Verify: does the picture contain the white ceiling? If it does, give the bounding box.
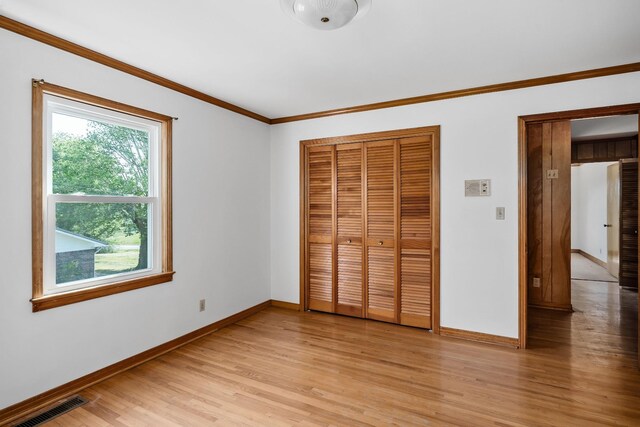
[2,0,640,119]
[572,115,638,140]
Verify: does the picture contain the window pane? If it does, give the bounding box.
[52,113,150,196]
[55,203,150,285]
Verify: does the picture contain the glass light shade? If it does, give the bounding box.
[281,0,371,31]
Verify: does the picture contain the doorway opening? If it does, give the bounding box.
[570,114,639,288]
[518,104,639,367]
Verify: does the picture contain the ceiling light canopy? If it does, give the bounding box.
[281,0,372,31]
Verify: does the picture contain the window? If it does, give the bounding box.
[32,81,173,311]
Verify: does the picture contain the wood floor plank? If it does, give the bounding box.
[42,281,639,426]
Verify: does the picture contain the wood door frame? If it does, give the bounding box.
[518,103,640,349]
[300,126,441,333]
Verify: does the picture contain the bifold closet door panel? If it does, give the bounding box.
[399,136,432,328]
[365,140,396,322]
[307,146,334,312]
[336,143,364,316]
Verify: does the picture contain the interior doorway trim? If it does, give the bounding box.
[518,102,640,349]
[299,126,441,333]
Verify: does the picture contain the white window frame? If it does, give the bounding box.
[42,95,163,295]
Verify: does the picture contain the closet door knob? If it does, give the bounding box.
[347,239,352,244]
[378,241,383,246]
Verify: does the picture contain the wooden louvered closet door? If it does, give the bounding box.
[336,143,364,316]
[399,136,432,328]
[307,146,334,312]
[304,128,437,329]
[365,140,397,323]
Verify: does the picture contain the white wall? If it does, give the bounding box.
[270,71,640,339]
[0,29,271,409]
[3,23,640,412]
[571,163,615,262]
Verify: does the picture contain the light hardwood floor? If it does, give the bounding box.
[571,253,617,283]
[41,283,638,426]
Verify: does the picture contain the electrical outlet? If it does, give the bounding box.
[199,299,206,312]
[532,277,541,288]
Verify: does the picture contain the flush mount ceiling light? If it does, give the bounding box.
[280,0,372,31]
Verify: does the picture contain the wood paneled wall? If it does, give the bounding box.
[527,121,572,310]
[301,127,440,331]
[571,135,638,164]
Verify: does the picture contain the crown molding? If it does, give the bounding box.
[0,15,271,124]
[2,15,639,127]
[271,62,640,124]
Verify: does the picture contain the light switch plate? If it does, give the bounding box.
[465,179,491,197]
[496,207,505,220]
[533,277,541,288]
[546,169,559,179]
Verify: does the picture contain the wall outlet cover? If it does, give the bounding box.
[546,169,559,179]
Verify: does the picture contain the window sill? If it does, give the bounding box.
[31,271,175,312]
